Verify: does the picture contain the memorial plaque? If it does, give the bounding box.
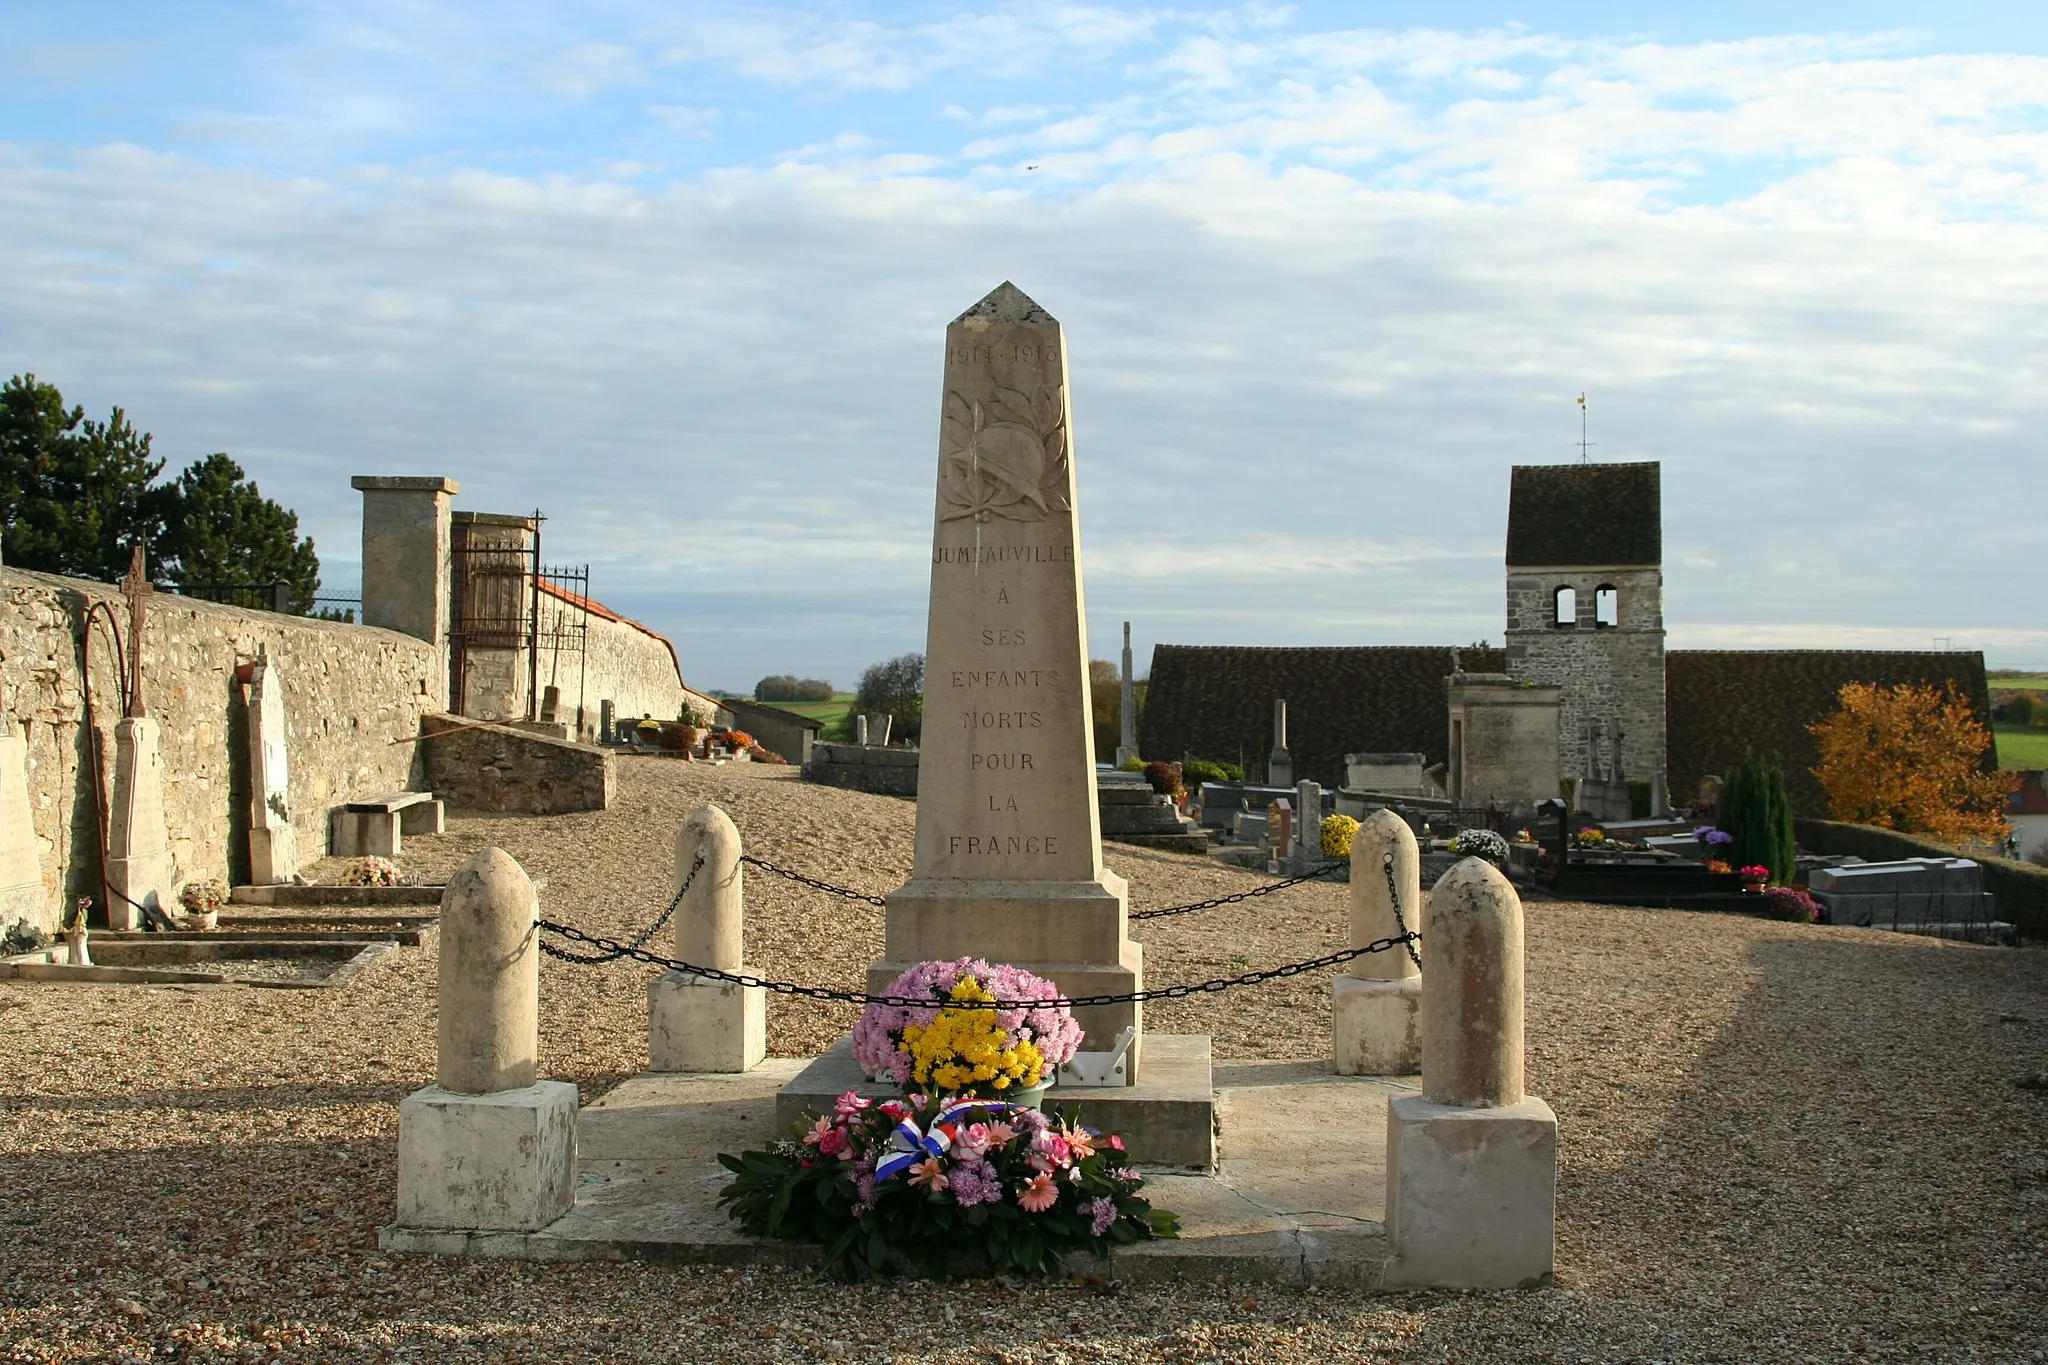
[871,282,1144,1073]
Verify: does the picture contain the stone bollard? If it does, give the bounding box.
[1331,810,1423,1075]
[395,848,576,1232]
[1382,857,1556,1289]
[647,803,766,1072]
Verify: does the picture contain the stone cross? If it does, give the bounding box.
[118,544,152,718]
[1115,620,1137,766]
[872,281,1142,1071]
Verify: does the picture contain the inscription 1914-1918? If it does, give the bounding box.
[948,343,1059,367]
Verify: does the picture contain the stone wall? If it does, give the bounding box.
[1504,565,1666,804]
[533,585,691,738]
[418,713,613,814]
[803,742,919,798]
[0,567,436,934]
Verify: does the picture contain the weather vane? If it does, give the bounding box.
[1576,393,1595,463]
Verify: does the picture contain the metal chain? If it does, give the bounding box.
[535,916,1417,1007]
[1131,860,1347,920]
[738,854,890,907]
[538,853,706,965]
[1385,853,1424,970]
[732,849,1348,923]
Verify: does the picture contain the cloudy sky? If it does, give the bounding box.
[5,1,2044,690]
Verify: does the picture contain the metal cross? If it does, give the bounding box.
[118,544,152,718]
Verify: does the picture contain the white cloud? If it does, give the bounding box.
[3,15,2046,687]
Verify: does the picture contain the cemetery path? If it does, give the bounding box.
[1,756,2043,1363]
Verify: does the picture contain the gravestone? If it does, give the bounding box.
[866,282,1146,1074]
[854,714,869,747]
[0,706,45,935]
[105,549,173,930]
[1268,699,1292,788]
[244,649,298,884]
[1115,620,1137,767]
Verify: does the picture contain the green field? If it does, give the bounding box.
[1989,672,2048,690]
[1994,723,2048,771]
[754,693,860,740]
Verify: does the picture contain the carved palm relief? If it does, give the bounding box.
[938,385,1071,523]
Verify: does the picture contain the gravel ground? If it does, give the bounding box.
[3,756,2044,1363]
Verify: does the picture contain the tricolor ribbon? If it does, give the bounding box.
[873,1096,1024,1183]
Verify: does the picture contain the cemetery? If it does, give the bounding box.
[0,283,2043,1364]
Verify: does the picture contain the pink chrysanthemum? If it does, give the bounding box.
[852,957,1084,1083]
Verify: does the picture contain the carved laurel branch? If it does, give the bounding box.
[938,384,1071,523]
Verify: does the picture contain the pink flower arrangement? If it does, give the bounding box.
[719,1088,1179,1278]
[1738,864,1771,884]
[852,957,1086,1087]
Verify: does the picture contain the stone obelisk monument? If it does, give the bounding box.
[869,282,1145,1075]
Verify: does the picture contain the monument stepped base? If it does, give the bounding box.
[775,1034,1215,1169]
[380,1057,1412,1285]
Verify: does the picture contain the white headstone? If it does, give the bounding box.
[0,722,47,934]
[869,282,1143,1073]
[245,649,298,884]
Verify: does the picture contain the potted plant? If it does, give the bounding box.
[178,878,229,930]
[854,958,1084,1108]
[1738,864,1771,893]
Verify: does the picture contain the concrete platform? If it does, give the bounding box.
[381,1057,1414,1285]
[775,1034,1217,1169]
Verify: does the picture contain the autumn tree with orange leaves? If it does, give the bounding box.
[1809,682,2017,846]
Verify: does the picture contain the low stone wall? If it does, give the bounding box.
[419,714,613,814]
[0,567,437,935]
[1795,818,2046,942]
[803,742,918,798]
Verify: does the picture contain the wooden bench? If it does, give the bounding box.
[330,790,444,857]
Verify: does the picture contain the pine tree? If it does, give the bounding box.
[157,453,321,612]
[0,374,168,581]
[1723,753,1795,884]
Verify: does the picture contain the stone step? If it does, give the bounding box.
[232,884,444,907]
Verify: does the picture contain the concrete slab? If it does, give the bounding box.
[381,1055,1407,1284]
[776,1034,1216,1169]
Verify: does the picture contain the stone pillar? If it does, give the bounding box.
[395,848,576,1231]
[599,699,616,745]
[649,803,766,1072]
[1383,858,1556,1289]
[1115,620,1137,767]
[243,650,298,884]
[854,714,869,747]
[104,717,172,931]
[1267,699,1291,788]
[1332,811,1422,1075]
[871,282,1144,1075]
[353,476,457,710]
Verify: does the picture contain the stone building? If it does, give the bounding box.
[1139,459,1992,819]
[1502,462,1667,816]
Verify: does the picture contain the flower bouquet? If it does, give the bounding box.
[854,958,1083,1103]
[717,1090,1179,1278]
[338,856,402,887]
[1738,864,1771,892]
[1451,828,1510,866]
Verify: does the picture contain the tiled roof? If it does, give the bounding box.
[537,579,685,687]
[1666,650,1994,817]
[1139,645,1505,788]
[1506,462,1661,567]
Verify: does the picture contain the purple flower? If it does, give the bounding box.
[1088,1196,1117,1237]
[948,1159,1002,1207]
